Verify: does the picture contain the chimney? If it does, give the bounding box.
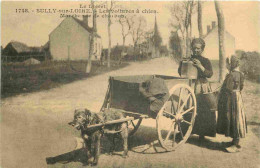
[82,15,89,27]
[207,25,211,34]
[212,21,216,29]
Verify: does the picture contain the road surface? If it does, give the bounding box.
[1,57,259,168]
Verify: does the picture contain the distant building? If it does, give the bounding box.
[3,41,31,56]
[2,41,47,62]
[203,21,236,60]
[141,16,162,58]
[160,45,169,57]
[104,44,136,61]
[49,16,102,61]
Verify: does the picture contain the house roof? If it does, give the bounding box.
[42,41,49,50]
[30,46,44,53]
[203,26,235,40]
[8,41,31,53]
[4,41,46,55]
[72,17,101,38]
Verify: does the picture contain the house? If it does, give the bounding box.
[203,21,236,60]
[49,16,102,61]
[3,41,31,56]
[2,41,47,62]
[103,45,136,61]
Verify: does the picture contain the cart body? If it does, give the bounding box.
[104,75,190,115]
[101,74,197,151]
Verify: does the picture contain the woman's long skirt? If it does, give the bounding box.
[192,81,217,137]
[217,91,247,138]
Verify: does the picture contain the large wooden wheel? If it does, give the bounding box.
[156,84,197,151]
[128,118,142,136]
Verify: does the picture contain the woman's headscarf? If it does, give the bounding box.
[230,55,240,70]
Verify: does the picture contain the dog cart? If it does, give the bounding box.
[100,75,197,151]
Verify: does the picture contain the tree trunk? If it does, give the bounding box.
[215,1,226,82]
[134,42,137,61]
[121,36,126,64]
[198,1,203,38]
[189,1,193,42]
[86,1,96,73]
[86,34,94,73]
[185,29,190,58]
[122,37,126,51]
[107,13,111,68]
[185,2,192,58]
[180,37,186,59]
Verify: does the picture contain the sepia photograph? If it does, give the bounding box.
[1,0,259,167]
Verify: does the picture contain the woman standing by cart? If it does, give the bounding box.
[178,38,216,140]
[217,55,247,153]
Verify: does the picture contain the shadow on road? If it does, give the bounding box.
[46,134,132,166]
[46,125,228,166]
[46,148,89,166]
[187,136,226,152]
[129,125,226,153]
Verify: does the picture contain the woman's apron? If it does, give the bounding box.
[192,79,217,137]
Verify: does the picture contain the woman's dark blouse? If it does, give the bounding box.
[178,55,213,82]
[222,71,244,92]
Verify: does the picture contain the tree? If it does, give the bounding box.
[169,1,195,59]
[238,51,260,82]
[106,0,117,68]
[118,15,131,64]
[86,0,97,73]
[197,1,203,38]
[128,15,147,61]
[185,1,194,57]
[169,31,182,62]
[215,1,226,82]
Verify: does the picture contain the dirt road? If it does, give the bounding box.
[1,57,259,168]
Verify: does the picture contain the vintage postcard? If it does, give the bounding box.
[1,1,259,168]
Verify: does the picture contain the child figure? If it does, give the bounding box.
[217,55,247,153]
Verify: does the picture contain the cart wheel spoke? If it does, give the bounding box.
[178,123,184,139]
[178,93,191,113]
[181,106,195,116]
[170,97,176,114]
[182,120,192,125]
[163,110,176,119]
[157,84,197,151]
[166,122,175,141]
[172,123,177,147]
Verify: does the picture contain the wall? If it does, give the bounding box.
[49,17,90,61]
[203,28,236,60]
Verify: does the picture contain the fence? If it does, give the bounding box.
[1,54,49,62]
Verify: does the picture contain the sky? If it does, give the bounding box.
[1,1,259,52]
